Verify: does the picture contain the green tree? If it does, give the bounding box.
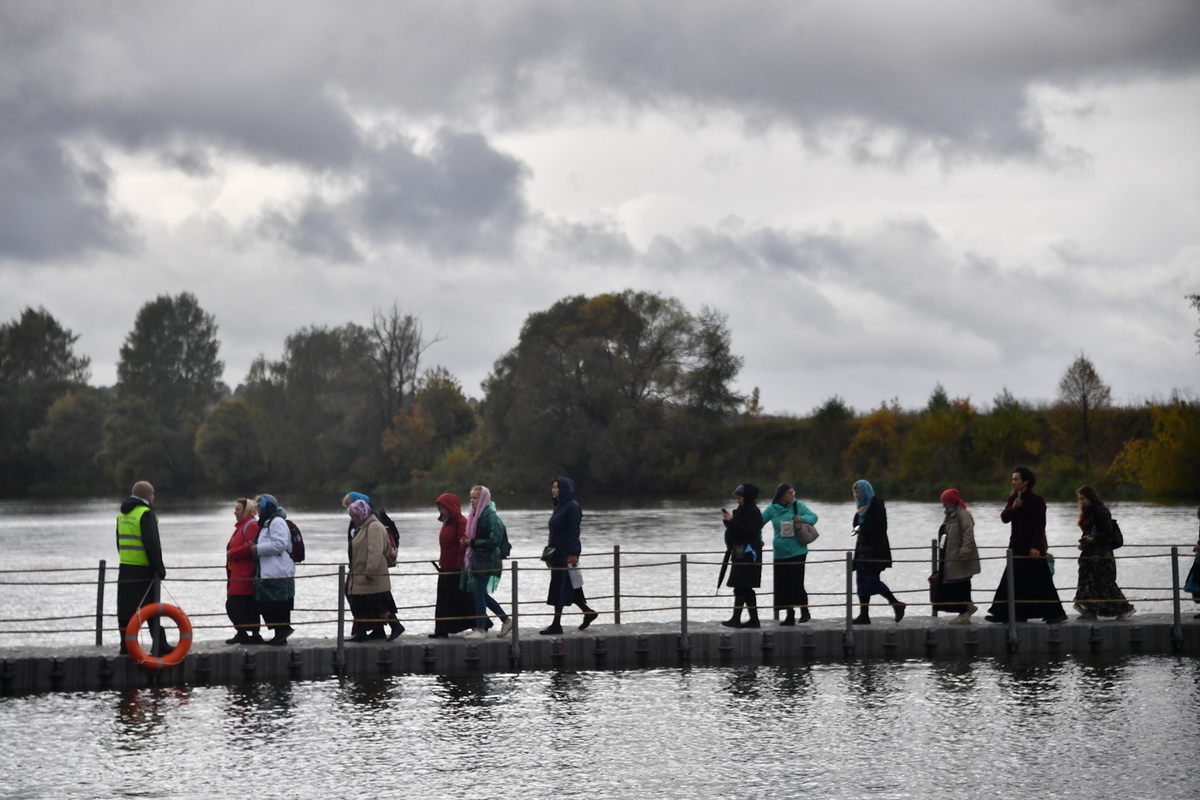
[383,367,477,480]
[117,292,223,424]
[972,388,1042,479]
[244,324,377,489]
[482,291,742,491]
[194,398,266,491]
[27,387,110,490]
[0,307,91,494]
[843,404,901,479]
[1054,353,1112,471]
[1109,396,1200,497]
[900,397,977,483]
[105,293,223,491]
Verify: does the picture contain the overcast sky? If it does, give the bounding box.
[2,1,1198,414]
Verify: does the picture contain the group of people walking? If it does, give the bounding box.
[716,467,1137,628]
[118,464,1147,655]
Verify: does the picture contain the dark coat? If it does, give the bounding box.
[724,485,764,589]
[1001,490,1048,556]
[852,498,892,573]
[547,477,583,558]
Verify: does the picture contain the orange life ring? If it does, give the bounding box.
[124,603,193,670]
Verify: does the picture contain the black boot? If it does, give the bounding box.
[798,606,811,624]
[743,605,761,629]
[349,630,371,643]
[388,620,404,641]
[780,609,795,626]
[721,603,744,628]
[225,631,249,645]
[853,603,870,625]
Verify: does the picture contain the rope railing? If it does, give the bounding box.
[0,542,1195,649]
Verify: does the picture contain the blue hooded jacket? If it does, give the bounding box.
[548,476,582,557]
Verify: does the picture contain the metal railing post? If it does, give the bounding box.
[931,538,939,617]
[95,559,106,646]
[150,576,162,657]
[335,565,346,672]
[1006,549,1018,650]
[844,552,854,649]
[511,560,521,650]
[680,554,689,651]
[1172,547,1182,648]
[613,545,621,625]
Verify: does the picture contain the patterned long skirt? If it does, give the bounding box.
[1073,543,1133,617]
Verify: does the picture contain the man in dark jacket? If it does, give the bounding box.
[116,481,169,655]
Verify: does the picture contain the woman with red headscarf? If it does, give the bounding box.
[933,489,980,624]
[429,493,475,638]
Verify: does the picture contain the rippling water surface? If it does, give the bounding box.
[1,657,1198,799]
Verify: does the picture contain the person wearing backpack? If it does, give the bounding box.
[1074,485,1134,620]
[342,492,400,638]
[251,494,295,645]
[346,499,404,642]
[225,497,264,644]
[459,485,512,639]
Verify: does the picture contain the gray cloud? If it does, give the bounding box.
[2,1,1197,262]
[255,131,528,259]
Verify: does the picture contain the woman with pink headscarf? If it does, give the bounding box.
[458,485,512,639]
[932,489,980,624]
[346,498,403,642]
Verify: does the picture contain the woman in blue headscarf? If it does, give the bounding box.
[541,477,598,635]
[851,480,904,624]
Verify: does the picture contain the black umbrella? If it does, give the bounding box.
[715,547,731,596]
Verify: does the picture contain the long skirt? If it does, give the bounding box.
[257,576,295,631]
[349,591,396,634]
[933,573,973,614]
[1074,544,1133,616]
[434,571,475,635]
[546,553,575,607]
[986,558,1066,621]
[774,555,808,609]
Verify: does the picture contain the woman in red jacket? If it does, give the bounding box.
[429,493,476,638]
[225,498,264,644]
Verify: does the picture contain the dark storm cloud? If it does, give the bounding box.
[2,1,1198,261]
[256,131,528,259]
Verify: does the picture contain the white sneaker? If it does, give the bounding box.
[462,629,486,639]
[1116,608,1136,621]
[499,619,513,637]
[948,612,972,625]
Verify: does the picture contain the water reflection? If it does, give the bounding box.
[113,686,192,745]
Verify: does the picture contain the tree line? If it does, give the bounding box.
[1,291,1198,502]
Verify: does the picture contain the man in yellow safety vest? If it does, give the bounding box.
[116,480,168,655]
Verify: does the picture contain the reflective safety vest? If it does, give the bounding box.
[117,504,152,566]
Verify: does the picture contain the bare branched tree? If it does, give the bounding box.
[1057,353,1112,470]
[367,304,445,428]
[1188,294,1200,354]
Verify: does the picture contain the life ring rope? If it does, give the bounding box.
[124,602,193,669]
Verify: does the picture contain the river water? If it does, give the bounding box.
[1,498,1198,798]
[0,658,1198,798]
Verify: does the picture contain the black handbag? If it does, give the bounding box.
[540,546,557,563]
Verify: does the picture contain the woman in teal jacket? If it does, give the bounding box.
[762,483,819,625]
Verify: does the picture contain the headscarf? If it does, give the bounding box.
[771,483,794,507]
[464,486,492,571]
[853,480,874,524]
[257,494,280,526]
[347,491,371,506]
[348,499,372,525]
[940,488,967,509]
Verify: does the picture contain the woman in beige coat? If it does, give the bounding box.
[934,489,981,624]
[347,499,403,642]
